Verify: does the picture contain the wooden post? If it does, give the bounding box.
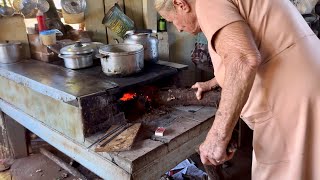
[0,111,28,160]
[85,0,108,43]
[0,111,12,160]
[142,0,157,30]
[124,0,144,29]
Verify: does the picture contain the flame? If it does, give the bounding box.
[120,93,137,101]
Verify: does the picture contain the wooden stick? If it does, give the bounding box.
[40,148,87,180]
[156,88,221,107]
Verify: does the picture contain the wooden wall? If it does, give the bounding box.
[85,0,145,43]
[0,16,31,59]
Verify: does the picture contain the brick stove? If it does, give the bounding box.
[0,59,195,142]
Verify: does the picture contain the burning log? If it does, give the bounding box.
[156,88,221,107]
[118,87,221,122]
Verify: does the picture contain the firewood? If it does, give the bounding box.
[156,88,221,107]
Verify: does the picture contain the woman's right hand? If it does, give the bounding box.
[191,78,218,100]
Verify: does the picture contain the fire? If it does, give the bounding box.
[120,92,137,101]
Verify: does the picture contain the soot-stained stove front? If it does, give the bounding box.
[0,59,185,142]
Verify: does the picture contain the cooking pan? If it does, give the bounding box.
[96,43,144,76]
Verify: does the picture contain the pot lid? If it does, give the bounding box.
[60,42,94,55]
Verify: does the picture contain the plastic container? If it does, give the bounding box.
[39,29,63,46]
[102,3,135,38]
[36,10,47,32]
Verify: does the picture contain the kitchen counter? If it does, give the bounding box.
[0,59,217,179]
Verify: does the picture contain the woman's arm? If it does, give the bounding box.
[200,21,262,165]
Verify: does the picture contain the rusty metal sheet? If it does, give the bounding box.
[0,77,85,142]
[0,60,118,103]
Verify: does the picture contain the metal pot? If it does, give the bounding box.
[96,44,144,76]
[59,42,94,69]
[58,54,93,69]
[82,42,104,58]
[124,29,159,63]
[0,41,22,64]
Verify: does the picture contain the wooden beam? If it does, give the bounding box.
[85,0,107,43]
[142,0,157,30]
[0,111,28,160]
[124,0,144,29]
[4,115,28,159]
[0,111,12,160]
[0,15,30,58]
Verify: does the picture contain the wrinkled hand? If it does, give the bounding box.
[199,132,235,166]
[191,78,218,100]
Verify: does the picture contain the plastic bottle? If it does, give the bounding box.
[158,16,167,32]
[36,10,47,32]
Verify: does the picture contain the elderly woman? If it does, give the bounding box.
[154,0,320,179]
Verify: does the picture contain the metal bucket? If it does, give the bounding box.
[102,3,135,38]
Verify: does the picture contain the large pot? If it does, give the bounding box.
[96,44,144,76]
[59,42,94,69]
[0,41,22,64]
[124,29,159,63]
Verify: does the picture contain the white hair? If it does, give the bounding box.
[154,0,175,11]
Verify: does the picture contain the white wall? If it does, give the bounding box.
[167,23,196,67]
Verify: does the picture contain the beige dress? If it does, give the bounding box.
[196,0,320,179]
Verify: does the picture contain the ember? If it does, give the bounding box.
[120,93,137,101]
[145,96,152,102]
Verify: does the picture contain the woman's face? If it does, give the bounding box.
[159,8,201,35]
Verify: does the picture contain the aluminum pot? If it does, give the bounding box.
[59,42,94,69]
[124,29,159,63]
[0,41,22,64]
[96,44,144,76]
[58,54,93,69]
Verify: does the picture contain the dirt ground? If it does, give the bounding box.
[0,123,253,180]
[0,153,78,180]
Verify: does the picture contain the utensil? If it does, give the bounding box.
[58,53,93,70]
[59,42,94,69]
[19,0,49,17]
[102,3,135,38]
[0,0,15,16]
[36,0,49,13]
[82,42,104,58]
[124,29,159,63]
[96,43,144,76]
[61,0,86,14]
[0,41,22,64]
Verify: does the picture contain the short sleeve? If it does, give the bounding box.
[196,0,244,42]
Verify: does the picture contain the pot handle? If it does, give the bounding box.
[58,54,63,59]
[96,54,109,59]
